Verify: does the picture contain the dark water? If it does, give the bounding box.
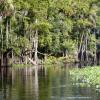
[0,66,100,100]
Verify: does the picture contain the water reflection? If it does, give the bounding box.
[0,66,99,100]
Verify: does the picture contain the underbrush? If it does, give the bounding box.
[43,55,77,65]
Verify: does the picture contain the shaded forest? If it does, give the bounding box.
[0,0,100,66]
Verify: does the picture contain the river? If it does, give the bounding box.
[0,65,100,100]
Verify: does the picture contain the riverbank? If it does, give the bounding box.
[12,63,33,68]
[10,56,77,69]
[43,55,77,65]
[70,66,100,91]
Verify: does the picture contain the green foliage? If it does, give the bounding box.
[44,55,76,65]
[89,34,96,53]
[62,39,76,53]
[0,0,99,64]
[70,66,100,91]
[33,21,52,33]
[43,56,57,65]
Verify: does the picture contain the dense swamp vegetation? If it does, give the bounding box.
[0,1,100,100]
[0,0,100,67]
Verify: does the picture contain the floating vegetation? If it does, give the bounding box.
[70,66,100,92]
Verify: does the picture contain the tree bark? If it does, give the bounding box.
[34,19,38,64]
[85,33,88,62]
[1,24,3,66]
[6,17,9,49]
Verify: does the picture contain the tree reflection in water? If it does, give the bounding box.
[0,66,99,100]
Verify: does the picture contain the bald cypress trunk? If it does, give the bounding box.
[85,33,88,62]
[34,19,38,65]
[6,17,9,49]
[1,24,3,66]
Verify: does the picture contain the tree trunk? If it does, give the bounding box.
[6,17,9,49]
[29,34,32,59]
[94,34,97,65]
[34,19,38,64]
[85,33,88,62]
[65,49,68,57]
[1,24,3,66]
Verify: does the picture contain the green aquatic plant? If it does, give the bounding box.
[70,66,100,91]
